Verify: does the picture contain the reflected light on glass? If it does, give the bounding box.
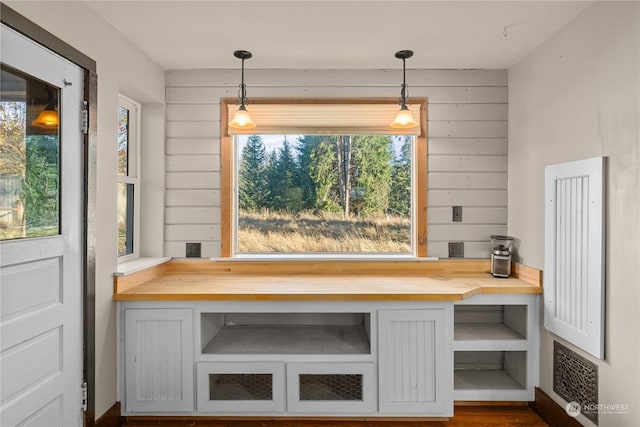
[31,108,59,129]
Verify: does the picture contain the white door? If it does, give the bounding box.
[1,25,84,426]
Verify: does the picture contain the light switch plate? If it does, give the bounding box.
[453,206,462,222]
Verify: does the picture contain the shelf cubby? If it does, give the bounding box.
[454,305,527,346]
[201,312,371,356]
[453,350,527,401]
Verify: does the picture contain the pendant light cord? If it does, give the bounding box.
[400,56,407,107]
[239,57,247,108]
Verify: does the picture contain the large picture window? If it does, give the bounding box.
[235,134,414,254]
[221,99,427,258]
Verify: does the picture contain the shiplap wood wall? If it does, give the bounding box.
[164,69,508,258]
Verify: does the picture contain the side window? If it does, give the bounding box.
[117,95,140,259]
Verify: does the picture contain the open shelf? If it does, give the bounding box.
[454,369,524,390]
[454,350,526,391]
[202,324,370,355]
[201,312,371,356]
[454,305,527,342]
[454,322,525,341]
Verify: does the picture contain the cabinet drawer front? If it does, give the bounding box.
[197,362,285,412]
[286,363,375,413]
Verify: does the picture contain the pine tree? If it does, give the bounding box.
[264,150,278,209]
[335,135,352,217]
[389,137,412,216]
[238,135,268,210]
[266,138,302,211]
[309,137,339,211]
[352,135,394,216]
[296,136,320,209]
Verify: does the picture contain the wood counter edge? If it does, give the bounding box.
[113,259,543,301]
[113,263,167,295]
[113,292,468,302]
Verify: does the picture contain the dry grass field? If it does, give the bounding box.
[237,209,411,253]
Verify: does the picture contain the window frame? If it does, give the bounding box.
[220,98,428,258]
[117,94,141,261]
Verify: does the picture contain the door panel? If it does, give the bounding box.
[1,24,84,427]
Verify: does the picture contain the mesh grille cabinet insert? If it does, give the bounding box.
[209,374,273,401]
[299,374,364,401]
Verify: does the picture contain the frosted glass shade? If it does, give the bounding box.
[31,108,59,129]
[229,106,256,129]
[390,105,418,129]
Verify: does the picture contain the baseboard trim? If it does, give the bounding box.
[531,387,582,427]
[122,416,448,422]
[96,402,122,427]
[455,401,529,407]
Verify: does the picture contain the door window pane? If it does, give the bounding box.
[0,65,60,240]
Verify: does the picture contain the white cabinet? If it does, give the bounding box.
[124,308,194,413]
[119,295,538,417]
[378,308,453,416]
[453,294,539,401]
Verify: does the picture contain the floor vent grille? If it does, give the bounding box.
[553,340,598,424]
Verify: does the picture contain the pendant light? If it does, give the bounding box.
[228,50,256,129]
[390,50,418,129]
[32,87,59,129]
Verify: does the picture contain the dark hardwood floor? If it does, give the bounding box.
[122,405,548,426]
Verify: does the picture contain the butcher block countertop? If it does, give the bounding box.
[113,259,542,302]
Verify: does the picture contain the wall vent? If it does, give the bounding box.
[553,341,598,424]
[186,242,201,258]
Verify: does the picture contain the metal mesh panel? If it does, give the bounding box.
[299,374,363,401]
[209,374,273,401]
[553,341,598,425]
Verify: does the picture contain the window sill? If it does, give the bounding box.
[211,255,439,261]
[115,257,171,277]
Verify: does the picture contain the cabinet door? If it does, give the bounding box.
[124,308,194,413]
[197,362,285,413]
[378,309,453,415]
[286,363,375,413]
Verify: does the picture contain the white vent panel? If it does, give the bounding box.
[544,157,605,359]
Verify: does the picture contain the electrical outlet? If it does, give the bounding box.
[448,242,464,258]
[186,242,201,258]
[452,206,463,222]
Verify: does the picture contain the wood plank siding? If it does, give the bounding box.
[164,69,508,258]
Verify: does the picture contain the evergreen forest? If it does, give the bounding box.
[236,134,413,253]
[238,134,412,217]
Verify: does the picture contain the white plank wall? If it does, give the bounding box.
[164,69,508,258]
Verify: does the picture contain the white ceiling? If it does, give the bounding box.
[86,1,592,70]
